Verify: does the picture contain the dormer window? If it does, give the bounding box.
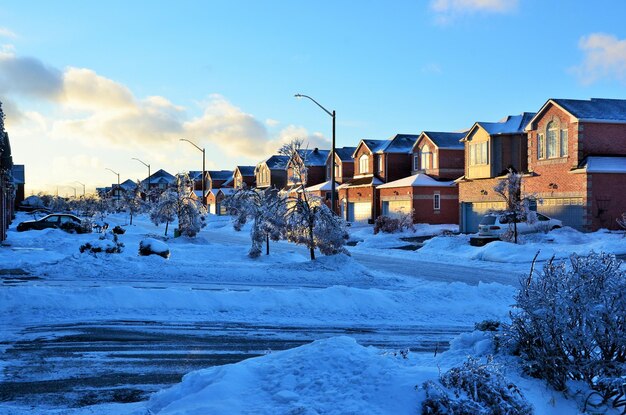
[420,144,431,170]
[359,154,369,174]
[377,156,384,173]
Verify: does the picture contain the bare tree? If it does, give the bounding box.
[493,169,536,244]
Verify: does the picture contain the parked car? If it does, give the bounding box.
[16,214,90,233]
[477,212,562,238]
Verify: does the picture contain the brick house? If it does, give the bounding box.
[0,126,15,242]
[12,164,25,209]
[325,147,356,184]
[255,155,289,190]
[206,170,233,191]
[374,131,465,224]
[233,166,256,189]
[457,113,536,233]
[206,187,235,215]
[524,98,626,231]
[338,134,419,222]
[141,169,177,192]
[286,148,330,189]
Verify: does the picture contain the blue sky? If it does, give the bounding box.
[1,0,626,193]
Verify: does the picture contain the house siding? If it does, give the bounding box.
[379,185,459,224]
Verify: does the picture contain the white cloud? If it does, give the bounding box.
[265,118,280,127]
[431,0,517,23]
[0,52,63,98]
[574,33,626,84]
[0,27,17,39]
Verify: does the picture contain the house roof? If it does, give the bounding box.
[575,156,626,174]
[141,169,176,186]
[207,170,233,181]
[420,131,466,149]
[236,165,256,176]
[119,179,138,191]
[302,180,340,192]
[188,171,204,180]
[296,148,330,166]
[11,164,24,184]
[353,139,389,157]
[218,188,236,196]
[338,176,383,189]
[261,155,290,170]
[334,147,357,162]
[377,173,456,189]
[383,134,420,153]
[476,113,537,136]
[526,98,626,130]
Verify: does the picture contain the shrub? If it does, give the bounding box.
[112,225,126,235]
[374,211,414,234]
[79,234,124,254]
[421,357,532,415]
[138,238,170,259]
[507,252,626,409]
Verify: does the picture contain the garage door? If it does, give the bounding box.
[461,201,506,233]
[208,203,216,214]
[382,200,412,217]
[347,202,372,223]
[537,198,584,231]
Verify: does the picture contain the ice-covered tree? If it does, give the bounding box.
[223,186,286,258]
[280,139,349,260]
[174,173,206,237]
[493,168,536,243]
[121,181,145,225]
[150,189,178,236]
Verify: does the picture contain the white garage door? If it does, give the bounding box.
[348,202,372,222]
[209,203,216,214]
[382,200,412,217]
[537,198,584,231]
[461,201,506,233]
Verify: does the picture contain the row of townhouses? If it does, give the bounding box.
[99,97,626,233]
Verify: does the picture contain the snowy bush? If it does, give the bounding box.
[507,252,626,406]
[59,220,91,234]
[80,233,124,255]
[421,357,532,415]
[112,225,125,235]
[139,238,170,259]
[150,189,177,236]
[617,212,626,232]
[373,212,414,234]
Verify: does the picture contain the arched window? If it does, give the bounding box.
[359,154,369,174]
[546,121,558,158]
[420,144,431,170]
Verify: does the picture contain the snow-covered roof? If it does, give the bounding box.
[188,171,204,180]
[193,190,209,198]
[470,113,536,138]
[576,156,626,173]
[334,147,357,161]
[208,170,233,181]
[382,134,420,153]
[377,173,456,189]
[355,139,389,157]
[236,165,256,176]
[119,179,138,191]
[218,188,236,196]
[297,148,330,166]
[556,98,626,122]
[421,132,466,149]
[303,180,340,192]
[338,176,383,189]
[262,155,290,170]
[141,169,176,187]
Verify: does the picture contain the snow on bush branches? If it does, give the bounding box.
[507,252,626,412]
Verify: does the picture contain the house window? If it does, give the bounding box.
[433,151,438,169]
[469,142,488,165]
[420,144,431,170]
[378,156,384,173]
[413,153,419,170]
[326,164,331,180]
[335,164,341,179]
[359,154,369,174]
[433,193,441,210]
[546,121,558,158]
[537,134,545,159]
[560,129,568,157]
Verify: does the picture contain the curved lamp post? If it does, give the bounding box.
[180,139,206,205]
[105,168,120,200]
[131,157,151,199]
[294,94,336,213]
[75,181,85,197]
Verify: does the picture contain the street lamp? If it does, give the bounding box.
[180,138,206,205]
[294,93,337,213]
[75,181,85,197]
[105,167,121,200]
[131,157,151,199]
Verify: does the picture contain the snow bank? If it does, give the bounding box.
[148,336,432,415]
[139,238,170,258]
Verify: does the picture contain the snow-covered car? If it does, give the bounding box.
[16,213,90,233]
[477,212,562,238]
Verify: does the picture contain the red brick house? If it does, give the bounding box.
[206,187,235,215]
[523,98,626,231]
[207,170,233,191]
[411,131,466,179]
[233,166,256,189]
[339,134,419,222]
[457,113,536,233]
[377,174,458,224]
[325,146,356,184]
[286,148,330,189]
[255,155,289,190]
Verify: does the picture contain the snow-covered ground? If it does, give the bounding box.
[1,212,614,414]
